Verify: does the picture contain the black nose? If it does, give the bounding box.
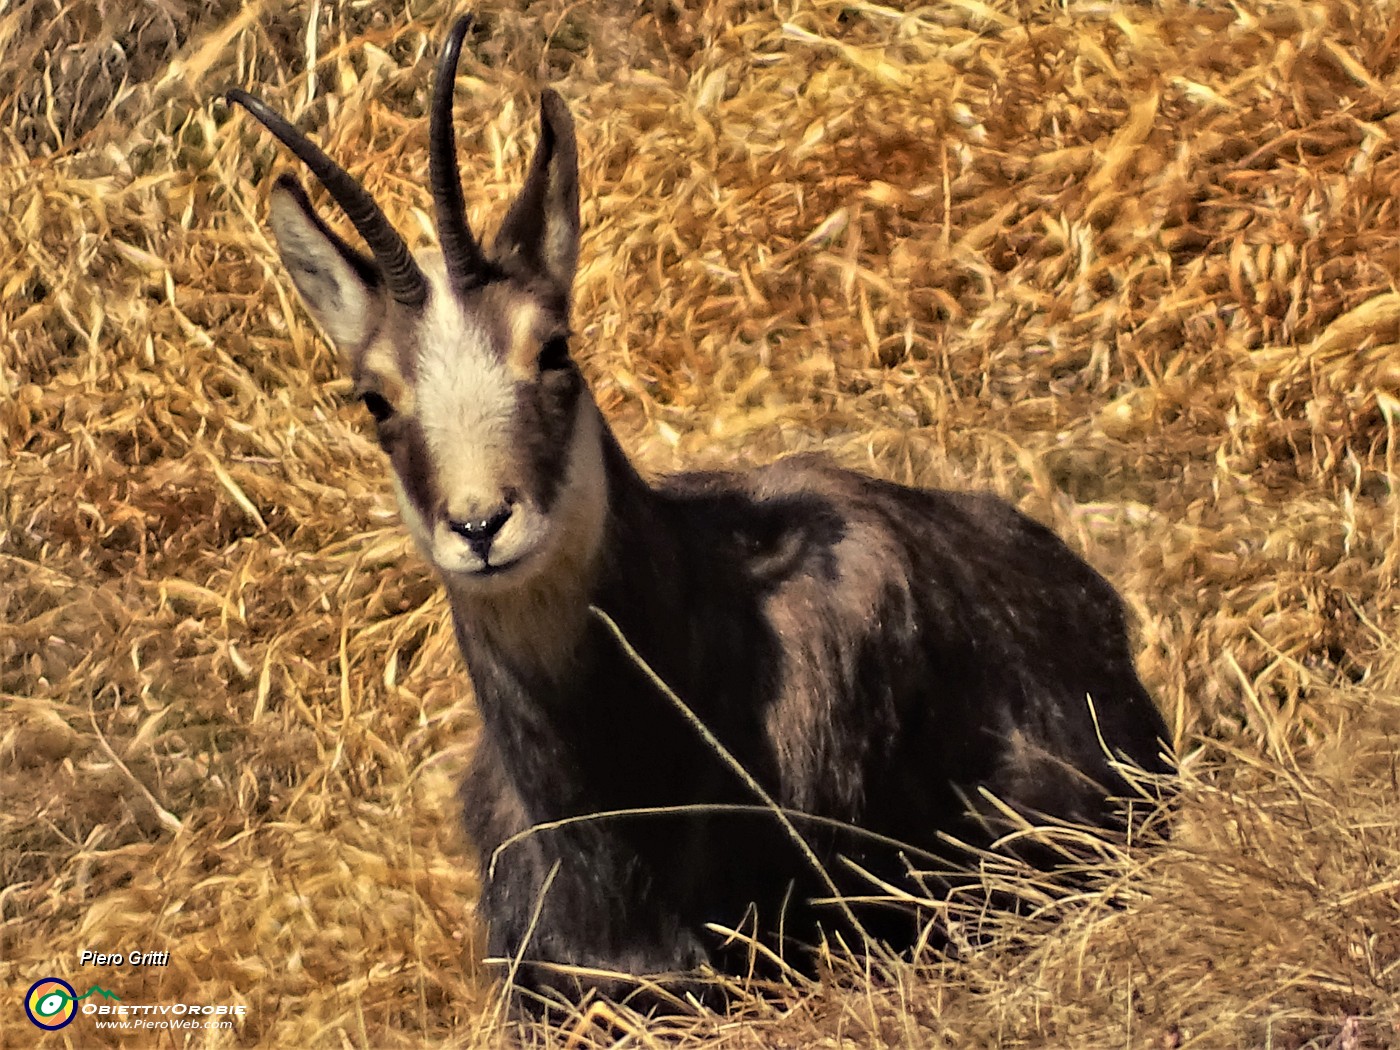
[447,505,513,562]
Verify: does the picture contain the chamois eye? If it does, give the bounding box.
[360,391,395,423]
[538,336,571,372]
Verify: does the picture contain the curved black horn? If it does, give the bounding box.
[225,88,428,308]
[431,16,487,292]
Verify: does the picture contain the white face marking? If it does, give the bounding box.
[352,254,607,678]
[414,274,516,508]
[382,260,594,597]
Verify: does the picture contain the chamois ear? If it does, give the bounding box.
[493,90,579,294]
[267,173,386,356]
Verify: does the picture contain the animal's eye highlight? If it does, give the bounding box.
[539,336,571,372]
[360,391,395,423]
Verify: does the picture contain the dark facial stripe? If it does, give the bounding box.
[388,415,440,522]
[514,361,582,513]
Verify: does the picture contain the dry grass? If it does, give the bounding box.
[2,0,1399,1045]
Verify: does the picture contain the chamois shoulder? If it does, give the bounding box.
[643,451,1133,649]
[652,452,1077,571]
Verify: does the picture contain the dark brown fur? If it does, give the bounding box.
[232,23,1173,1018]
[457,431,1172,1012]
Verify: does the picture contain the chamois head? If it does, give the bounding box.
[228,18,604,594]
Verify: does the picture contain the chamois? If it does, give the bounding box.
[228,16,1173,1013]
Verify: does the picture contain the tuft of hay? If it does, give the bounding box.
[2,0,1398,1046]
